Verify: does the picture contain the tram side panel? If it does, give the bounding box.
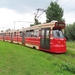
[0,33,3,41]
[25,37,40,49]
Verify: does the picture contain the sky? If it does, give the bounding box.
[0,0,75,31]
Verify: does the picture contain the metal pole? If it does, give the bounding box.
[13,21,16,31]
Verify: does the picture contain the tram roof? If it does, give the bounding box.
[22,22,55,31]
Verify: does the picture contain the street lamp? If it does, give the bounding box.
[13,21,16,31]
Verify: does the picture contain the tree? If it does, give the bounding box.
[34,18,41,25]
[67,25,74,41]
[30,19,41,26]
[72,22,75,41]
[64,23,75,41]
[1,30,3,32]
[5,28,11,32]
[64,26,68,40]
[46,1,64,22]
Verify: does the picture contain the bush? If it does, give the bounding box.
[61,63,75,74]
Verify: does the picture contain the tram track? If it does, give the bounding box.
[51,51,75,63]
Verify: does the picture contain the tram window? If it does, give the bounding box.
[41,30,45,39]
[52,29,64,38]
[25,29,39,38]
[34,29,39,37]
[26,31,30,37]
[14,32,16,37]
[46,30,49,38]
[9,33,10,36]
[20,31,22,37]
[30,30,34,37]
[0,33,1,35]
[22,31,25,37]
[4,33,6,36]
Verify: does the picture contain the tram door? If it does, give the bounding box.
[40,28,50,50]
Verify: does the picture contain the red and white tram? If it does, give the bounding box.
[0,21,66,53]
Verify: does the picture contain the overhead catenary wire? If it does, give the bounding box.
[61,0,73,7]
[17,0,74,23]
[17,21,34,23]
[37,0,75,19]
[42,0,52,9]
[19,0,54,23]
[35,0,53,20]
[14,12,35,24]
[60,0,75,15]
[64,7,75,15]
[24,11,35,19]
[60,0,75,14]
[36,0,75,23]
[36,0,62,21]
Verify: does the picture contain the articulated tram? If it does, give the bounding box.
[0,21,66,53]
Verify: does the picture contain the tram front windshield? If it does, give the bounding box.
[52,29,64,38]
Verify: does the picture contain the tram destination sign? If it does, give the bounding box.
[55,22,65,27]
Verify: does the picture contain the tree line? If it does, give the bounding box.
[64,22,75,41]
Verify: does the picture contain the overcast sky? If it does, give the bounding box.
[0,0,75,31]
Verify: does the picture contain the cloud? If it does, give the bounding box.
[58,0,75,12]
[63,12,75,24]
[0,0,50,13]
[0,0,33,13]
[0,7,46,31]
[0,0,75,32]
[58,0,75,24]
[0,8,35,31]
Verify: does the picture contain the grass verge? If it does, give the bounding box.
[0,41,75,75]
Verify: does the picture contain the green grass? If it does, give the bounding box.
[0,41,75,75]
